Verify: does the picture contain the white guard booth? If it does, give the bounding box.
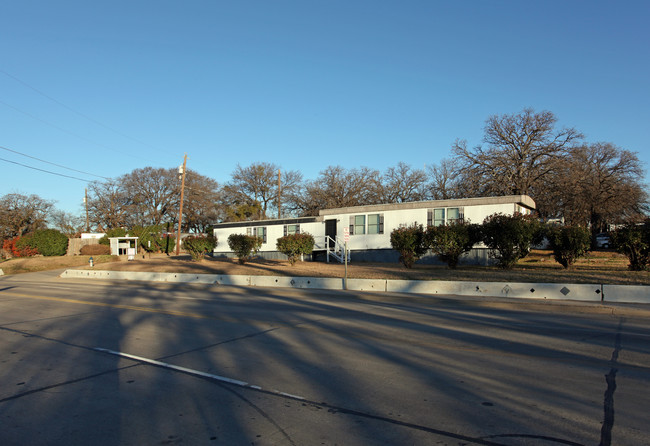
[108,237,139,259]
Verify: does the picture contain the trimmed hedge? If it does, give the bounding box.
[182,235,217,261]
[3,236,39,258]
[390,224,428,268]
[481,213,544,269]
[80,244,111,256]
[611,221,650,271]
[426,222,481,269]
[545,225,591,269]
[276,233,315,265]
[18,229,69,257]
[227,234,262,264]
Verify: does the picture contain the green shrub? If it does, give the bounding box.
[390,224,428,268]
[4,236,39,257]
[426,222,481,269]
[80,244,111,256]
[611,221,650,271]
[129,225,175,254]
[276,233,315,265]
[19,229,69,256]
[98,226,176,254]
[545,225,591,269]
[227,234,262,264]
[182,235,217,261]
[481,213,544,269]
[156,234,176,254]
[99,228,127,245]
[128,225,156,252]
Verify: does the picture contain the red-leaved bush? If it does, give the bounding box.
[2,236,39,258]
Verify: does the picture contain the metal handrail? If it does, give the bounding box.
[325,236,350,263]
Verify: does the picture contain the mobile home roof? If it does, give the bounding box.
[317,194,535,216]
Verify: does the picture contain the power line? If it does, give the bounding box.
[0,147,219,191]
[1,69,176,159]
[0,145,111,180]
[0,98,151,161]
[0,156,93,182]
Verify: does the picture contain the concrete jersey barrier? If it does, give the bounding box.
[59,269,650,304]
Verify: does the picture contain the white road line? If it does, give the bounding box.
[94,347,306,400]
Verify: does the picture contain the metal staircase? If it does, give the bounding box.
[325,236,350,263]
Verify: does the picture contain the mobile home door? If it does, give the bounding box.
[325,219,337,248]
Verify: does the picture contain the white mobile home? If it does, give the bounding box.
[212,195,535,265]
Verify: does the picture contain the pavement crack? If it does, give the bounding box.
[481,433,585,445]
[0,363,139,403]
[0,324,140,403]
[218,384,298,446]
[599,318,623,446]
[0,310,105,327]
[157,318,329,362]
[156,326,281,361]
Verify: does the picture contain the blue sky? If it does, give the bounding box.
[1,1,648,215]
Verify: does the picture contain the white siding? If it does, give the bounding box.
[213,220,326,254]
[464,202,520,224]
[212,195,535,257]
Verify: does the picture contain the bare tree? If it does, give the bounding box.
[222,163,278,220]
[221,201,264,222]
[294,166,379,216]
[547,143,648,230]
[120,167,180,227]
[223,162,302,220]
[0,193,53,240]
[377,162,427,203]
[276,169,304,218]
[426,158,465,200]
[88,166,225,232]
[452,109,583,196]
[87,179,131,230]
[49,209,84,237]
[182,169,222,232]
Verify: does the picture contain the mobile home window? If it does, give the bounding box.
[427,207,463,226]
[368,213,384,234]
[447,207,460,224]
[247,226,267,243]
[284,224,300,236]
[433,208,445,226]
[349,215,366,235]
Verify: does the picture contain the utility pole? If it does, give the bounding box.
[84,188,89,232]
[175,154,188,256]
[277,169,281,219]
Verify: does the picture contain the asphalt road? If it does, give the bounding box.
[1,271,649,445]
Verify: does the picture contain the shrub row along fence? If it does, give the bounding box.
[66,238,100,256]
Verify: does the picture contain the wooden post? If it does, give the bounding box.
[84,188,89,232]
[344,241,348,290]
[277,169,282,219]
[175,154,187,256]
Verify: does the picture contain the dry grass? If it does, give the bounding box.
[2,250,648,285]
[81,250,650,285]
[0,255,117,275]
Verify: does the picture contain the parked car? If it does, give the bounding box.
[595,233,611,249]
